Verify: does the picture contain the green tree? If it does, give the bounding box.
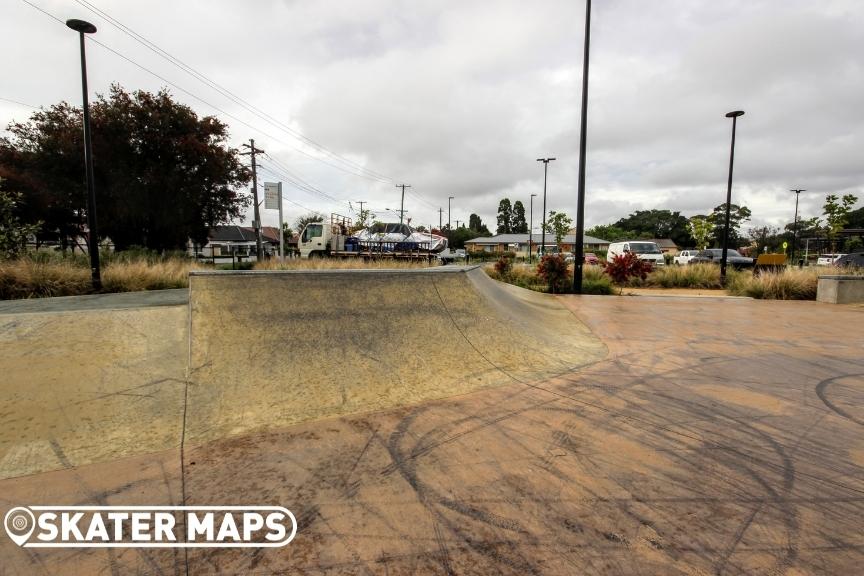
[511,200,528,233]
[545,211,573,247]
[0,86,251,251]
[747,225,781,255]
[295,213,323,231]
[585,224,629,242]
[823,193,858,251]
[0,188,41,259]
[709,203,751,248]
[468,213,490,235]
[688,216,714,250]
[496,198,513,234]
[614,209,694,246]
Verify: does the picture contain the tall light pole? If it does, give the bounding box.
[529,193,537,262]
[720,110,745,286]
[66,19,101,290]
[572,0,592,294]
[537,158,556,258]
[790,189,806,266]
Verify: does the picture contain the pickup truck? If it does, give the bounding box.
[673,250,700,266]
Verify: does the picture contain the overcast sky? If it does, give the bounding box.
[2,0,862,235]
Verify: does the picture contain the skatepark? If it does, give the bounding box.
[1,266,863,574]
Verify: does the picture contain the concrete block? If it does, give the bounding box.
[817,275,864,304]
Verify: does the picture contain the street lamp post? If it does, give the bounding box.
[537,158,556,259]
[66,18,101,290]
[572,0,592,294]
[790,189,806,266]
[720,110,745,286]
[529,193,537,262]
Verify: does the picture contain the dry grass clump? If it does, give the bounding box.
[644,263,722,289]
[727,267,819,300]
[102,259,196,292]
[0,258,91,299]
[0,256,197,299]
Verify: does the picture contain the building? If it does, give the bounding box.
[464,233,610,256]
[188,225,289,259]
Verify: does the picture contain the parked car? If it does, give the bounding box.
[689,248,754,269]
[673,249,700,266]
[817,253,846,266]
[562,252,599,264]
[607,241,665,267]
[833,252,864,268]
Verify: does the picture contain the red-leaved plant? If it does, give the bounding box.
[603,252,652,288]
[536,254,569,293]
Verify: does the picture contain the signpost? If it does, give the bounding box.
[264,182,283,261]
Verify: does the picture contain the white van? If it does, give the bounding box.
[607,241,665,267]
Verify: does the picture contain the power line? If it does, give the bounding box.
[0,96,39,109]
[20,0,394,188]
[69,0,393,184]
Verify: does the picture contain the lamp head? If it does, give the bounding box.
[725,110,745,118]
[66,19,97,34]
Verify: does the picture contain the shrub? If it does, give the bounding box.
[645,263,721,289]
[536,254,570,293]
[581,265,614,294]
[604,252,652,286]
[494,255,513,276]
[727,268,818,300]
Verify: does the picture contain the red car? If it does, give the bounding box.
[584,252,600,265]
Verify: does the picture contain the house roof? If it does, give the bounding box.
[647,238,679,249]
[208,225,281,243]
[464,233,610,245]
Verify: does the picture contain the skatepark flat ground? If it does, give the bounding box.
[1,270,863,575]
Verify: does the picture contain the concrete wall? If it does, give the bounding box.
[817,275,864,304]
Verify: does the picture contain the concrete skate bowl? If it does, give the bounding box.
[185,266,606,444]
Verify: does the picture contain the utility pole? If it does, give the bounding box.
[790,189,806,266]
[396,184,411,225]
[241,139,265,262]
[720,111,745,286]
[455,220,462,229]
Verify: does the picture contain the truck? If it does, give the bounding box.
[298,214,448,260]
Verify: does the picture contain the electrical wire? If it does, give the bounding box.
[70,0,394,184]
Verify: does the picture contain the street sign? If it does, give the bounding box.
[264,182,280,210]
[782,241,788,251]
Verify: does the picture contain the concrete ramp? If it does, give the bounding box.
[186,267,606,444]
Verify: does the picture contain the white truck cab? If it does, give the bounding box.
[607,241,665,267]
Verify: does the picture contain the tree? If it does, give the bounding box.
[823,193,858,251]
[351,205,374,233]
[747,225,781,255]
[496,198,513,234]
[586,224,629,242]
[510,200,528,233]
[468,213,490,235]
[688,216,714,250]
[0,85,251,251]
[545,211,572,247]
[614,209,694,246]
[709,203,751,248]
[295,213,323,232]
[0,188,41,259]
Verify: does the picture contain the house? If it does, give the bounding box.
[647,238,679,255]
[188,225,288,259]
[464,233,610,256]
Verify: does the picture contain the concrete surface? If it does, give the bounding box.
[1,273,863,575]
[185,268,606,444]
[817,275,864,304]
